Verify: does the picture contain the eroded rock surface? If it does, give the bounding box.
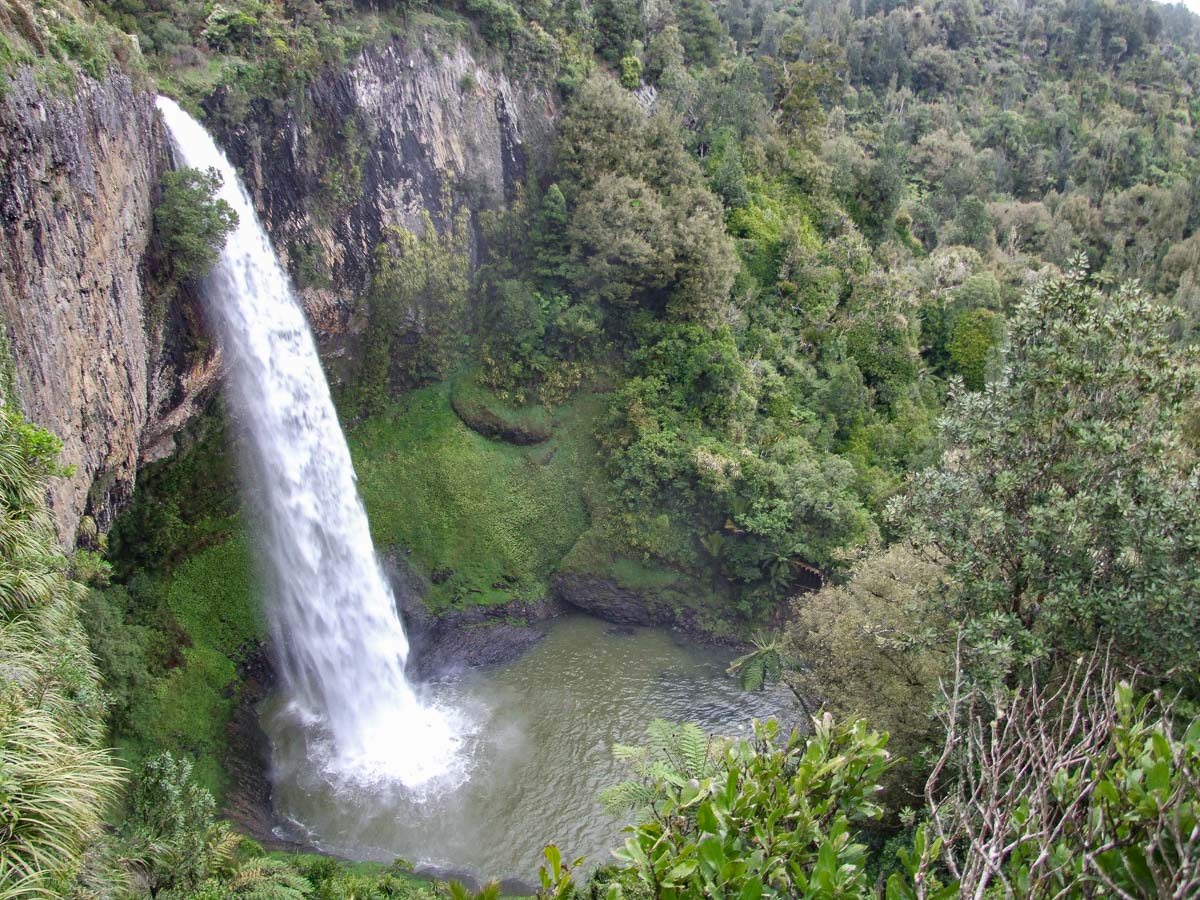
[0,69,219,543]
[212,36,555,372]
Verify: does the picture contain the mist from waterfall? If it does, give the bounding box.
[155,96,463,787]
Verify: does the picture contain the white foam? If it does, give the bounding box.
[157,96,462,786]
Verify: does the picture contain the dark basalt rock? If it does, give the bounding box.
[421,622,545,671]
[382,551,562,679]
[222,641,309,851]
[400,594,563,680]
[551,572,676,627]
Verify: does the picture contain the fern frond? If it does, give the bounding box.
[611,743,649,764]
[599,781,657,815]
[677,723,709,777]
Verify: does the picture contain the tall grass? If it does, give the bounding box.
[0,401,123,896]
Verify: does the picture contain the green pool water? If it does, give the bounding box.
[263,614,798,885]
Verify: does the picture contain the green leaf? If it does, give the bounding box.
[665,860,697,883]
[543,843,562,876]
[697,835,726,876]
[738,878,764,900]
[885,873,916,900]
[697,802,720,834]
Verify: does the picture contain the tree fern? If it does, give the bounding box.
[187,857,312,899]
[449,879,502,900]
[598,781,658,815]
[601,720,726,817]
[727,634,787,692]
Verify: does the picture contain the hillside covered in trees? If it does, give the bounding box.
[1,0,1198,896]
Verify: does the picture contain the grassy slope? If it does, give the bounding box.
[351,376,603,609]
[112,372,741,798]
[118,532,260,797]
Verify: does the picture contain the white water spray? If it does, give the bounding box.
[156,97,462,787]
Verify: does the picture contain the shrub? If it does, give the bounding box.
[610,717,891,897]
[619,54,642,89]
[154,167,237,290]
[0,401,122,895]
[946,307,1001,389]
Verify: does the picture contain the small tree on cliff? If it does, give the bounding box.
[154,166,237,290]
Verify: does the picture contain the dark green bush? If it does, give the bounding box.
[154,167,237,289]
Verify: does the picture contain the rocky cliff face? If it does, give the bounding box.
[0,36,555,545]
[212,35,555,374]
[0,68,220,545]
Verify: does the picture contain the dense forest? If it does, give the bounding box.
[1,0,1199,896]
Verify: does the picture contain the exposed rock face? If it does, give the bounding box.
[212,35,555,373]
[552,572,678,627]
[386,551,561,678]
[0,69,220,545]
[0,37,555,544]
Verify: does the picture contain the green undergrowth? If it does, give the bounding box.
[0,0,151,98]
[97,377,737,801]
[265,854,442,898]
[103,531,261,800]
[99,407,259,800]
[560,522,738,637]
[349,377,604,610]
[147,8,475,118]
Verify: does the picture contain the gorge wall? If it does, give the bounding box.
[0,67,191,544]
[0,34,555,546]
[211,37,555,368]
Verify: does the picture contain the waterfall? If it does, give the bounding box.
[156,97,461,787]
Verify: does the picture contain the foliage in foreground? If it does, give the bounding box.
[896,261,1200,682]
[583,681,1200,899]
[606,717,891,898]
[785,544,949,793]
[0,401,123,897]
[906,649,1200,899]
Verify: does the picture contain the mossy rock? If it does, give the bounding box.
[350,381,604,609]
[449,373,552,445]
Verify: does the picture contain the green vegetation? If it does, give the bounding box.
[607,717,891,897]
[86,534,259,797]
[0,0,138,89]
[108,748,445,899]
[351,376,601,609]
[898,267,1200,681]
[0,399,122,896]
[80,0,577,113]
[5,0,1200,894]
[361,212,472,413]
[152,166,238,296]
[574,684,1200,898]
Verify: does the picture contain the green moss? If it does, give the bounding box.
[164,531,260,651]
[349,380,605,609]
[267,853,521,898]
[449,370,554,443]
[105,375,739,798]
[117,534,260,800]
[605,557,683,591]
[109,406,239,578]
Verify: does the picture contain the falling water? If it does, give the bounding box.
[156,97,462,787]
